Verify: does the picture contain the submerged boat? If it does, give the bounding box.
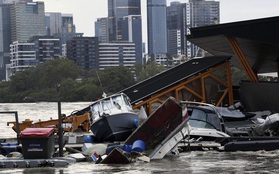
[183,101,279,151]
[89,93,138,143]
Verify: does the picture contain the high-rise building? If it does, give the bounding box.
[99,42,136,70]
[147,0,167,56]
[66,37,99,71]
[121,15,142,63]
[9,41,36,74]
[30,36,61,62]
[8,36,61,79]
[45,13,76,45]
[107,0,141,42]
[187,0,220,57]
[10,1,46,42]
[95,17,109,43]
[106,0,143,64]
[167,2,187,56]
[0,1,13,80]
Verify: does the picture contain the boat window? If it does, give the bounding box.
[191,109,207,122]
[101,99,112,111]
[189,120,215,129]
[207,113,221,130]
[189,108,221,130]
[92,103,101,112]
[112,95,123,105]
[123,95,130,106]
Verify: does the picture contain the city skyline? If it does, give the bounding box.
[38,0,279,41]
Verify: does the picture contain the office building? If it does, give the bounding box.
[99,42,136,70]
[30,36,61,62]
[95,17,109,43]
[66,37,99,71]
[147,0,167,56]
[187,0,220,57]
[45,12,76,45]
[167,2,187,56]
[10,1,46,42]
[8,36,61,79]
[0,1,13,80]
[107,0,142,63]
[9,41,36,73]
[121,15,142,63]
[107,0,141,41]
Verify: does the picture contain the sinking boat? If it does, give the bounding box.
[181,101,230,142]
[182,101,279,151]
[88,93,138,143]
[101,97,190,163]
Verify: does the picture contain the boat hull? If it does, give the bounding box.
[91,113,138,143]
[125,97,183,150]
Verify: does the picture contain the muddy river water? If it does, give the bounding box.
[0,102,278,173]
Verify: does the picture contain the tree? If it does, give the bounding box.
[98,67,136,94]
[137,61,165,82]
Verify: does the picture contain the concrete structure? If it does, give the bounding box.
[99,42,136,70]
[147,0,167,57]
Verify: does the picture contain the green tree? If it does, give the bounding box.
[98,66,136,94]
[138,61,165,82]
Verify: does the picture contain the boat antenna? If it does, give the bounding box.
[95,69,105,94]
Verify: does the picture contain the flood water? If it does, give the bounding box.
[0,102,279,173]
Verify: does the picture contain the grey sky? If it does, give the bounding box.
[37,0,279,40]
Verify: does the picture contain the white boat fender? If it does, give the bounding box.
[137,155,150,163]
[83,143,107,156]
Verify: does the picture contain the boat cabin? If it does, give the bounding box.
[90,93,134,120]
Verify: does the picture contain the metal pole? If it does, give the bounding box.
[0,111,19,144]
[14,112,20,144]
[58,101,63,157]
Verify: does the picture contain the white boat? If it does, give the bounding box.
[89,93,138,142]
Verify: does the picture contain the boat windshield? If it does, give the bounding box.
[101,99,112,111]
[123,95,131,106]
[91,94,131,115]
[189,108,221,130]
[112,95,123,105]
[91,102,101,113]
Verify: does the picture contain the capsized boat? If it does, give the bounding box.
[88,93,138,143]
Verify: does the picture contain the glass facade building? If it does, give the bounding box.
[108,0,141,41]
[0,3,12,80]
[121,15,142,63]
[10,1,46,42]
[187,0,220,57]
[45,12,76,45]
[167,2,187,56]
[147,0,167,56]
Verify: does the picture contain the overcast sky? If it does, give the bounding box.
[37,0,279,41]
